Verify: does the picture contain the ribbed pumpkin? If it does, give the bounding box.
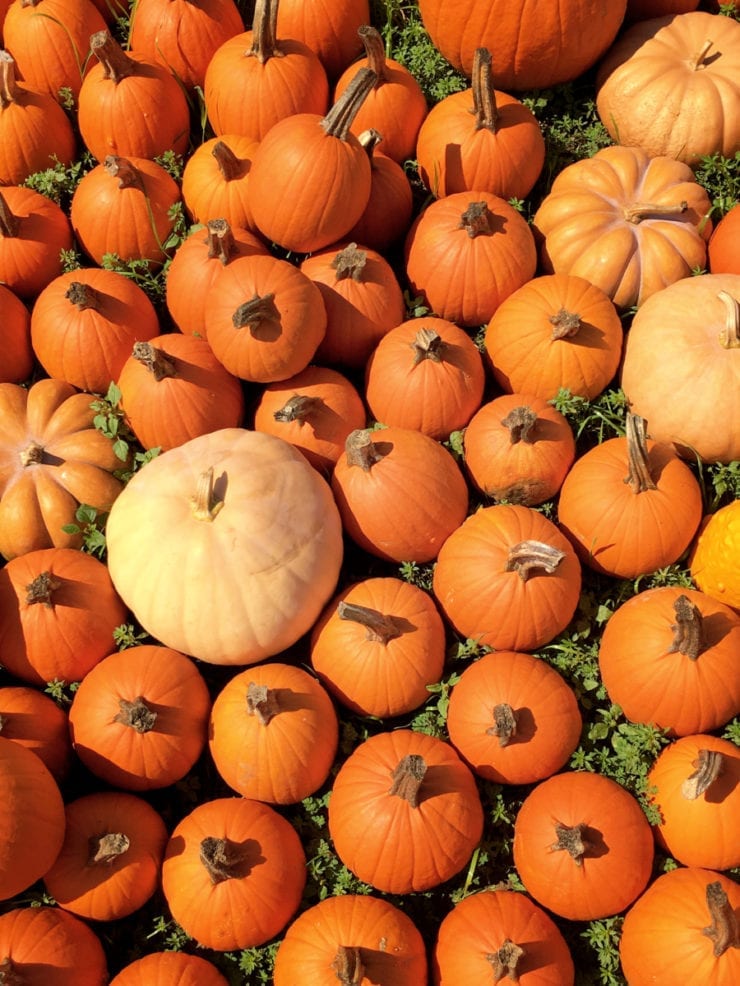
[110,952,229,986]
[344,128,414,253]
[309,576,446,718]
[105,428,344,667]
[0,905,108,985]
[328,729,484,894]
[208,662,338,804]
[690,498,740,610]
[180,134,258,230]
[0,282,32,384]
[276,0,369,81]
[708,204,740,275]
[0,184,73,299]
[0,685,72,781]
[433,503,582,653]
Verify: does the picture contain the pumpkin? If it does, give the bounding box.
[203,0,329,141]
[364,316,486,440]
[0,905,108,986]
[626,0,700,17]
[620,274,740,463]
[433,503,582,653]
[274,893,428,986]
[446,649,582,786]
[0,377,124,560]
[42,790,169,922]
[619,868,740,986]
[708,204,740,275]
[331,426,469,563]
[109,952,229,986]
[462,393,576,506]
[417,0,627,89]
[68,643,211,791]
[309,576,447,718]
[532,144,712,310]
[30,266,160,395]
[432,887,575,986]
[276,0,370,81]
[0,736,65,901]
[415,46,545,200]
[596,11,740,166]
[116,334,246,453]
[647,734,740,871]
[180,134,259,231]
[332,23,428,164]
[161,796,306,950]
[328,728,484,894]
[0,545,127,686]
[105,428,344,666]
[0,684,72,780]
[598,586,740,737]
[557,413,704,578]
[404,191,537,328]
[0,282,32,384]
[512,770,654,921]
[208,662,338,804]
[0,49,76,185]
[301,241,406,371]
[690,498,740,610]
[0,184,73,299]
[344,128,414,253]
[483,273,624,401]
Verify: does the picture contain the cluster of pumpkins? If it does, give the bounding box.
[0,0,739,983]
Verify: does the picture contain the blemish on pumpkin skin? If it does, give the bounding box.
[378,936,387,951]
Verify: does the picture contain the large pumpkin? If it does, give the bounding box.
[110,952,229,986]
[105,428,344,666]
[0,905,108,986]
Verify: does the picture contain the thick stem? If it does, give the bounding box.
[104,156,146,191]
[331,243,367,282]
[0,190,20,238]
[623,413,657,493]
[344,429,386,471]
[623,201,687,224]
[114,697,157,733]
[549,821,595,867]
[231,293,280,333]
[411,327,445,365]
[0,957,24,985]
[132,341,177,382]
[331,945,365,985]
[90,30,136,83]
[668,595,706,661]
[718,291,740,349]
[88,832,130,865]
[471,47,499,132]
[246,682,281,725]
[190,467,225,521]
[486,703,519,748]
[19,442,44,466]
[205,218,237,265]
[702,880,740,956]
[388,754,426,808]
[0,51,21,108]
[549,308,583,340]
[248,0,281,63]
[273,394,325,425]
[486,939,525,983]
[25,571,61,607]
[506,540,565,582]
[337,600,406,644]
[211,140,247,182]
[501,406,537,444]
[689,38,715,71]
[321,67,377,140]
[199,836,253,884]
[357,24,389,86]
[681,749,724,800]
[458,201,496,238]
[65,281,101,311]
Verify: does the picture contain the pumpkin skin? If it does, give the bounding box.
[42,791,169,922]
[180,134,259,231]
[690,499,740,610]
[309,576,446,718]
[708,204,740,275]
[0,905,108,986]
[647,734,740,871]
[344,130,414,253]
[331,426,469,563]
[0,546,128,686]
[0,736,66,901]
[0,378,124,560]
[433,503,582,653]
[274,893,428,986]
[105,428,344,667]
[557,414,704,578]
[0,685,72,781]
[620,274,740,464]
[68,644,211,791]
[433,888,575,986]
[619,868,740,986]
[161,796,306,951]
[598,586,740,737]
[484,273,624,401]
[208,662,339,804]
[0,282,32,385]
[512,771,654,921]
[109,952,229,986]
[596,12,740,167]
[532,145,712,310]
[276,0,370,81]
[0,184,74,299]
[446,650,582,786]
[328,729,484,894]
[417,0,627,89]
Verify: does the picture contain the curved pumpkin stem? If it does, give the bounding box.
[90,30,136,83]
[332,945,365,985]
[549,308,583,340]
[623,413,657,494]
[411,327,446,365]
[344,429,386,471]
[199,836,253,884]
[205,218,237,265]
[246,682,282,726]
[321,67,377,140]
[337,600,407,644]
[211,140,248,182]
[388,754,426,808]
[668,595,705,661]
[622,201,688,224]
[25,571,61,607]
[718,291,740,349]
[104,156,146,192]
[248,0,281,62]
[232,293,280,334]
[88,832,130,865]
[65,281,101,311]
[190,467,225,521]
[273,393,325,425]
[681,748,724,800]
[332,243,367,282]
[486,939,525,982]
[471,47,499,132]
[689,38,715,71]
[357,24,389,87]
[0,190,20,238]
[501,406,537,444]
[114,696,157,733]
[358,127,384,160]
[132,341,178,382]
[486,703,519,748]
[703,881,740,956]
[506,540,565,581]
[549,821,595,867]
[0,51,21,108]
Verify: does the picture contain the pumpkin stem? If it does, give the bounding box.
[25,571,62,607]
[550,821,595,867]
[191,466,225,521]
[337,600,407,644]
[501,406,537,444]
[231,293,280,334]
[681,748,724,800]
[0,957,24,985]
[248,0,281,63]
[549,308,583,340]
[506,540,565,582]
[458,201,496,238]
[486,939,525,982]
[688,38,715,71]
[622,201,688,224]
[246,682,282,725]
[623,413,657,494]
[357,24,389,86]
[388,754,427,808]
[717,291,740,349]
[0,189,20,238]
[471,47,499,132]
[132,341,178,382]
[331,243,367,282]
[273,394,325,426]
[88,831,130,865]
[90,30,136,83]
[358,127,383,159]
[668,595,706,661]
[104,155,147,192]
[0,51,21,108]
[211,140,248,182]
[199,836,253,884]
[321,67,377,140]
[205,218,237,265]
[344,429,386,471]
[411,327,445,365]
[19,442,45,467]
[486,703,519,748]
[331,944,366,985]
[114,696,157,733]
[65,281,101,311]
[702,881,740,956]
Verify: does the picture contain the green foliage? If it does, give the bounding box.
[24,153,94,209]
[577,917,626,986]
[694,150,740,217]
[146,916,191,951]
[44,678,79,706]
[90,383,131,463]
[60,504,108,558]
[113,622,150,650]
[550,387,630,447]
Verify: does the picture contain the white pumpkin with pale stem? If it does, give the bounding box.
[105,428,344,666]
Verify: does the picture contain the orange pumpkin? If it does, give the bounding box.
[344,129,414,253]
[110,952,229,986]
[0,282,32,385]
[0,905,108,985]
[180,134,259,231]
[0,184,73,299]
[0,684,72,781]
[276,0,369,81]
[690,498,740,611]
[708,204,740,275]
